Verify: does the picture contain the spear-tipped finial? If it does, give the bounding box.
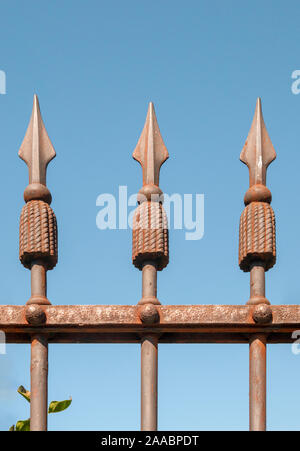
[133,102,169,187]
[132,103,169,275]
[19,94,56,186]
[240,98,276,187]
[19,95,58,280]
[238,98,276,288]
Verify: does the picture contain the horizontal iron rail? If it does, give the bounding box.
[1,304,299,343]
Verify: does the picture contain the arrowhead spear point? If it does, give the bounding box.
[240,98,276,187]
[133,102,169,186]
[19,94,56,185]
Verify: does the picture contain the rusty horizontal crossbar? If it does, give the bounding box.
[1,304,299,343]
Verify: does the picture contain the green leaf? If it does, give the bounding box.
[9,424,15,431]
[15,419,30,431]
[48,397,72,413]
[17,385,30,403]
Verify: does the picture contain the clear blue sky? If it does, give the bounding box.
[0,0,300,431]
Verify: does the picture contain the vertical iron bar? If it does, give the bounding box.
[30,261,47,300]
[30,260,48,431]
[140,262,158,431]
[141,334,158,431]
[249,262,265,303]
[249,334,266,431]
[30,334,48,431]
[238,99,276,431]
[249,262,267,431]
[132,104,169,431]
[141,261,157,302]
[18,96,57,431]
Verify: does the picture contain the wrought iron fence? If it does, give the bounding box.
[1,95,295,431]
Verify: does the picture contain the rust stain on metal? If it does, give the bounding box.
[3,305,300,338]
[25,304,47,325]
[252,304,272,324]
[139,304,160,324]
[161,305,251,324]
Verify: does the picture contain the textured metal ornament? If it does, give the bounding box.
[239,201,275,272]
[132,200,168,270]
[19,200,57,270]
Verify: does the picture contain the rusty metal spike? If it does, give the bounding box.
[133,102,169,186]
[19,95,56,185]
[240,98,276,187]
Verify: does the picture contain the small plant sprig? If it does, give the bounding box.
[9,385,72,431]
